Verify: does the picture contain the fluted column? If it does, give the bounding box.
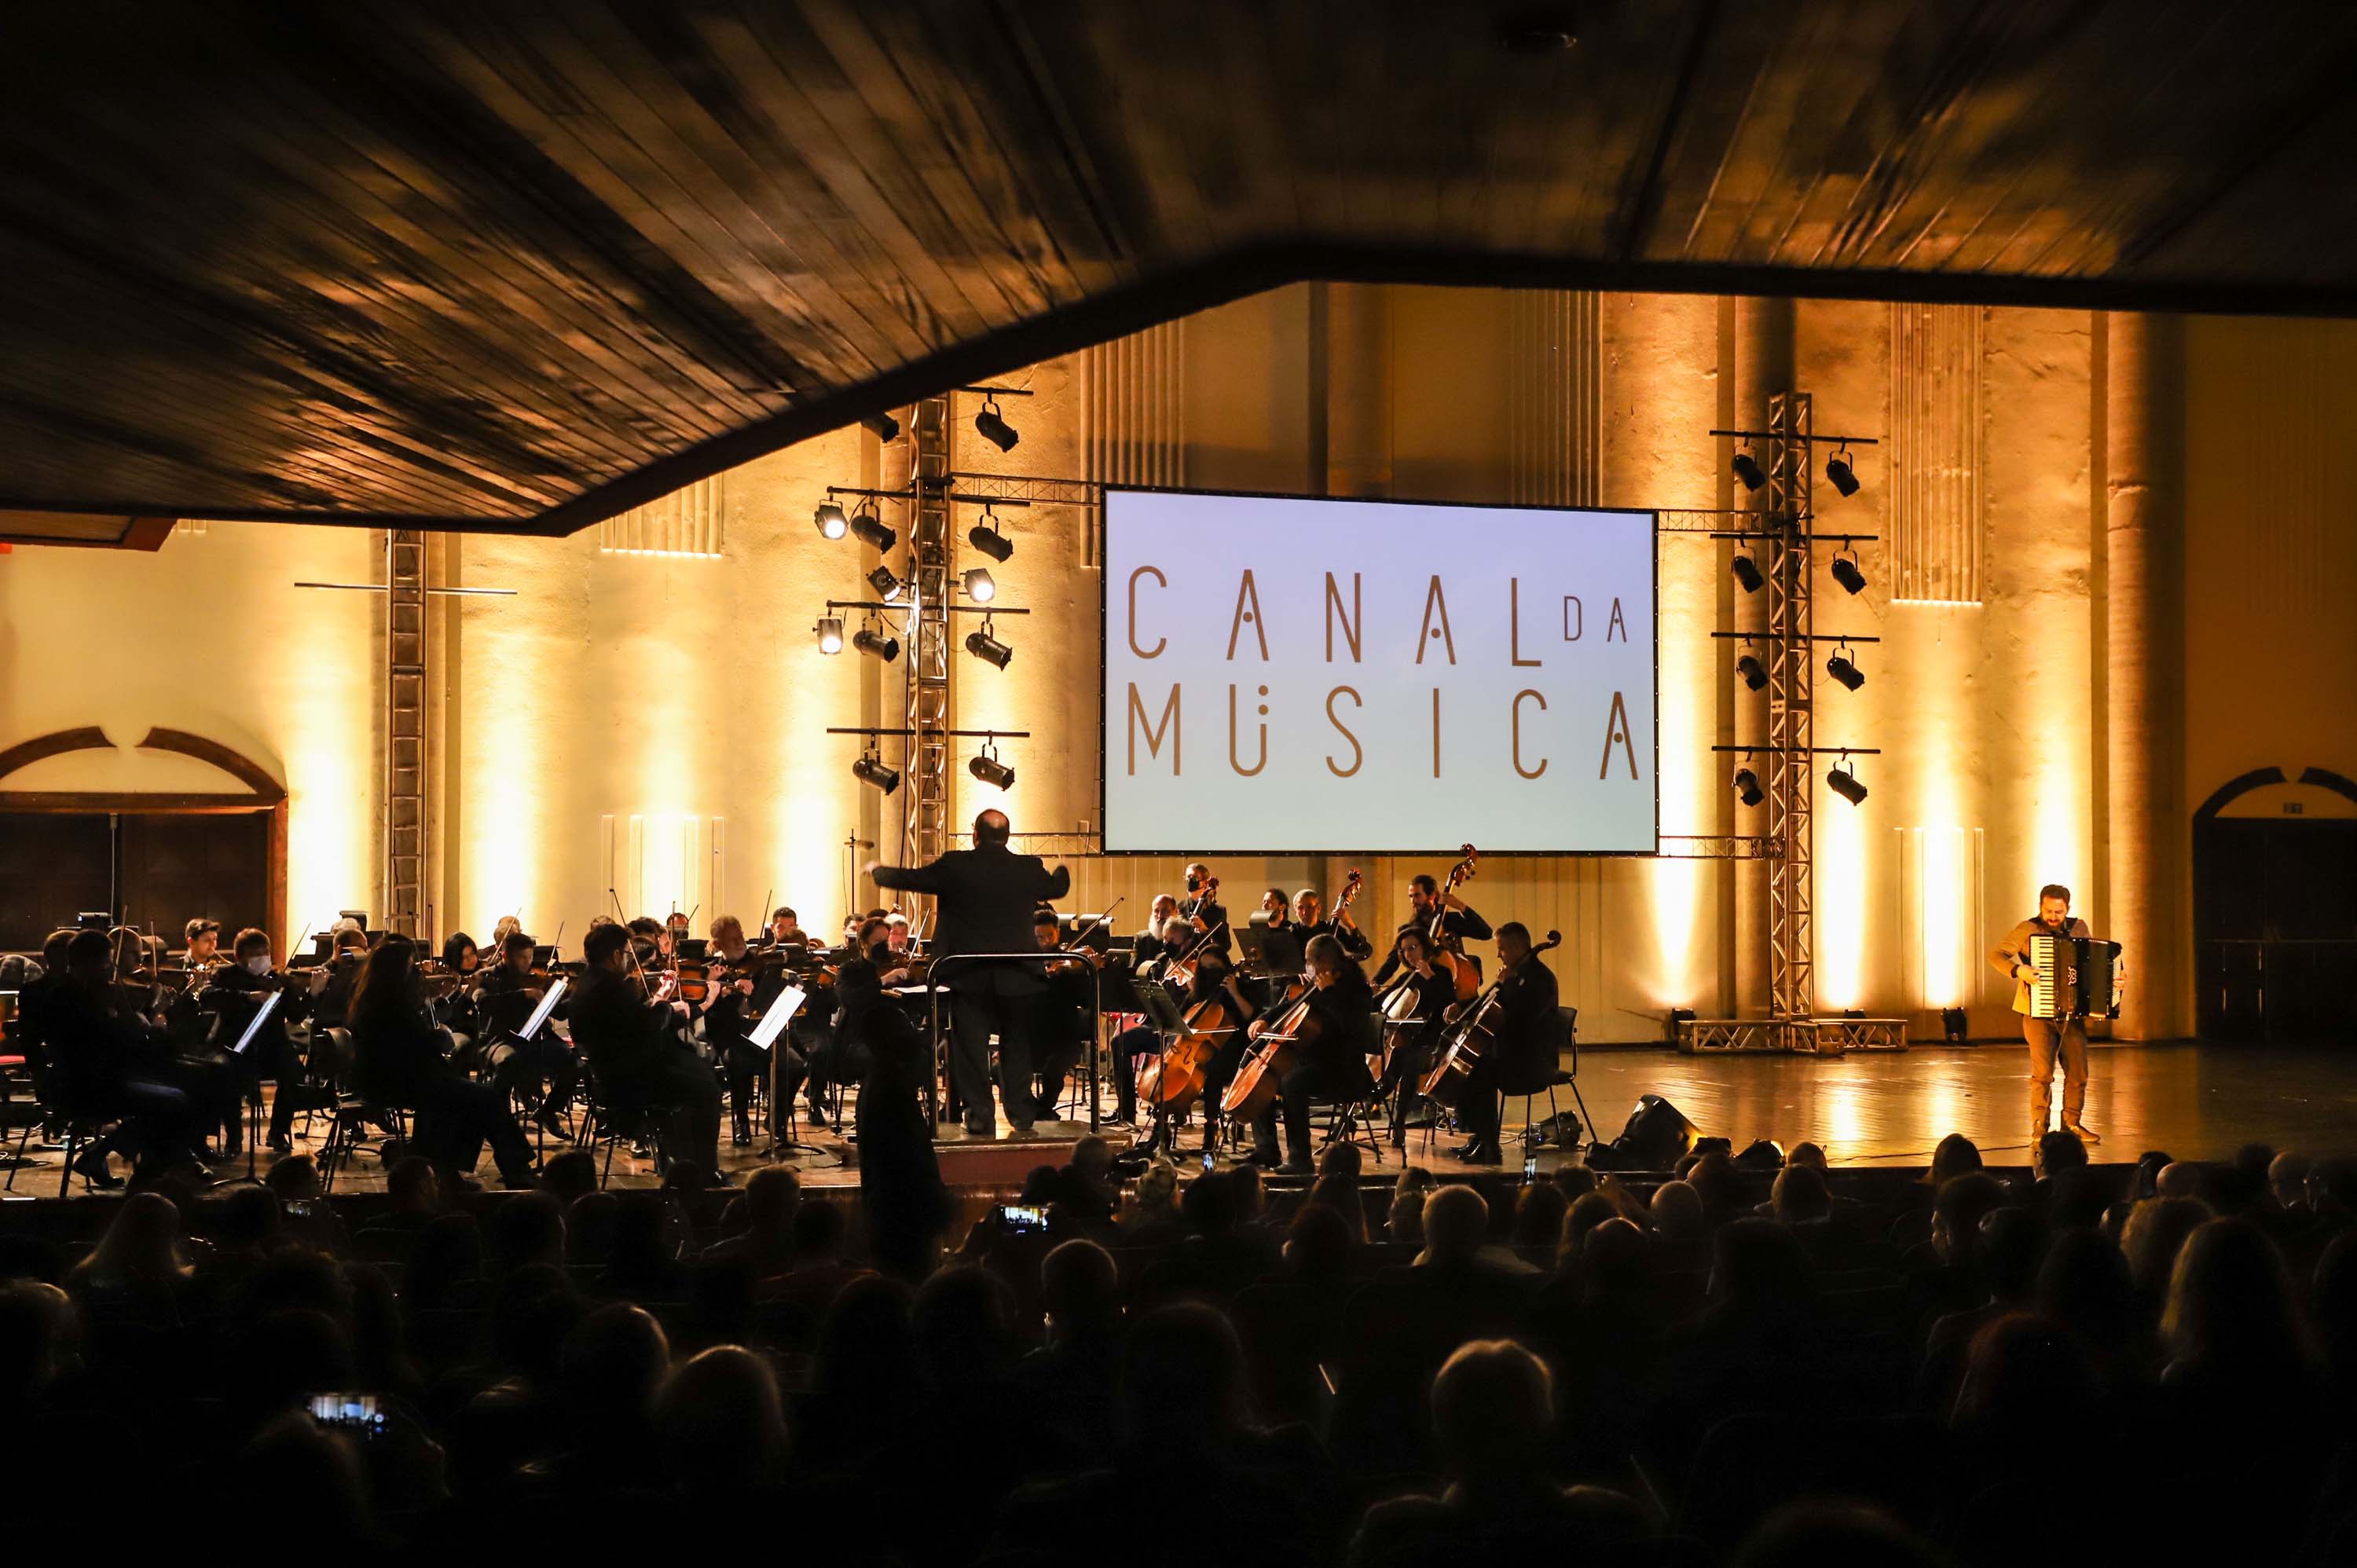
[2104,313,2187,1039]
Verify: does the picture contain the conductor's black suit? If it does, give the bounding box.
[872,836,1070,1133]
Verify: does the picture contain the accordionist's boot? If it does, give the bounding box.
[2061,1116,2100,1145]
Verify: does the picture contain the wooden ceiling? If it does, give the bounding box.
[6,0,2357,536]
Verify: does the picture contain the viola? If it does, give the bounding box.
[1419,929,1561,1097]
[1428,844,1483,1001]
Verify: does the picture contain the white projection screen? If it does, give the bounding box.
[1102,489,1657,854]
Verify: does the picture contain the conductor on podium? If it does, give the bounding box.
[870,809,1071,1138]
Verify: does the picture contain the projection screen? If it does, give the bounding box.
[1101,489,1657,854]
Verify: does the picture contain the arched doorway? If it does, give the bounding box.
[2193,768,2357,1042]
[0,727,287,951]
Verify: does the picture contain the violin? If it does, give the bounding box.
[1420,929,1561,1097]
[1428,844,1483,1001]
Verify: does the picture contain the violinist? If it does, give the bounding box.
[570,921,724,1178]
[312,925,370,1031]
[1181,863,1232,958]
[1031,908,1094,1119]
[1295,886,1374,963]
[435,932,484,1043]
[1375,927,1457,1120]
[181,917,223,972]
[164,917,227,1049]
[1446,921,1558,1166]
[45,929,210,1183]
[1242,932,1375,1176]
[629,916,671,967]
[664,910,693,955]
[346,934,536,1189]
[1131,895,1181,966]
[203,927,318,1155]
[703,914,808,1147]
[474,929,577,1127]
[1373,873,1492,985]
[761,906,809,954]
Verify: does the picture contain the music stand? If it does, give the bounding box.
[749,984,827,1159]
[517,977,566,1042]
[223,990,284,1183]
[1245,924,1303,976]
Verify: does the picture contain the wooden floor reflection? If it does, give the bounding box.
[1567,1042,2357,1166]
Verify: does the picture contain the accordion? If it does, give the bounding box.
[2027,934,2122,1020]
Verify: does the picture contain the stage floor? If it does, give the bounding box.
[8,1041,2353,1197]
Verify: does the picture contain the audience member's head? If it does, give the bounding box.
[1307,1172,1366,1242]
[655,1345,787,1495]
[1420,1185,1490,1268]
[2122,1196,2213,1302]
[1583,1218,1650,1302]
[1771,1162,1831,1225]
[538,1150,598,1206]
[236,1410,375,1543]
[1931,1172,2008,1265]
[2154,1160,2202,1199]
[1431,1338,1553,1479]
[0,1282,78,1411]
[2162,1216,2315,1376]
[487,1193,566,1275]
[1736,1500,1947,1568]
[742,1165,801,1236]
[1317,1142,1363,1180]
[1685,1152,1743,1225]
[1786,1141,1829,1171]
[1131,1159,1179,1220]
[1285,1200,1354,1283]
[1550,1165,1598,1203]
[264,1156,321,1203]
[1562,1191,1618,1258]
[2035,1226,2136,1356]
[1509,1181,1567,1251]
[1926,1133,1983,1186]
[561,1302,670,1427]
[1954,1312,2095,1429]
[792,1200,847,1265]
[1120,1302,1246,1446]
[1179,1169,1241,1237]
[1040,1239,1119,1343]
[2271,1151,2312,1212]
[384,1157,438,1214]
[1978,1207,2048,1306]
[1228,1163,1266,1224]
[80,1191,186,1284]
[2038,1130,2089,1176]
[1650,1179,1706,1244]
[912,1266,1014,1391]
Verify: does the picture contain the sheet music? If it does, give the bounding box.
[519,976,566,1041]
[231,990,281,1055]
[747,984,808,1051]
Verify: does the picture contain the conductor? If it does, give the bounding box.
[869,809,1071,1138]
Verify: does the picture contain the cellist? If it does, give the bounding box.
[1373,871,1492,984]
[1239,932,1375,1175]
[1374,926,1456,1139]
[1153,917,1259,1154]
[1446,921,1559,1167]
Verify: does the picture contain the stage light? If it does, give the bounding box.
[968,742,1015,792]
[1732,552,1764,593]
[1732,449,1765,491]
[973,396,1019,452]
[1831,549,1867,595]
[969,516,1013,562]
[966,617,1013,669]
[853,625,899,664]
[1732,767,1763,807]
[814,616,844,655]
[1827,760,1868,806]
[961,566,997,603]
[1827,646,1864,691]
[1826,446,1860,497]
[1941,1006,1968,1042]
[852,752,900,795]
[861,411,900,443]
[850,511,896,553]
[867,564,905,602]
[813,500,848,540]
[1736,652,1767,691]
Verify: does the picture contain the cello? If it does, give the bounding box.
[1419,929,1561,1098]
[1135,918,1241,1114]
[1428,844,1483,1001]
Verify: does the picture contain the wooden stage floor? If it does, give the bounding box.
[8,1041,2354,1198]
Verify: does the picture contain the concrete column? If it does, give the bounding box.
[2104,313,2187,1039]
[1600,292,1721,1009]
[1732,299,1794,1014]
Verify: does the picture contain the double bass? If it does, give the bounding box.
[1428,844,1483,1001]
[1419,929,1561,1097]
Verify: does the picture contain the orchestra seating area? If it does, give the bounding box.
[3,1134,2353,1566]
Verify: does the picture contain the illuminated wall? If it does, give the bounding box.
[0,522,378,947]
[7,288,2345,1046]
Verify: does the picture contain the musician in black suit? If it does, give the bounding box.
[1181,863,1232,958]
[868,810,1071,1136]
[569,921,724,1178]
[1447,921,1558,1166]
[1374,872,1491,984]
[1243,933,1374,1176]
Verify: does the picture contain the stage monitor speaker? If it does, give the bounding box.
[1732,1138,1785,1170]
[1591,1093,1702,1171]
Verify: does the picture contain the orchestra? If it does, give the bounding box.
[2,812,1588,1189]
